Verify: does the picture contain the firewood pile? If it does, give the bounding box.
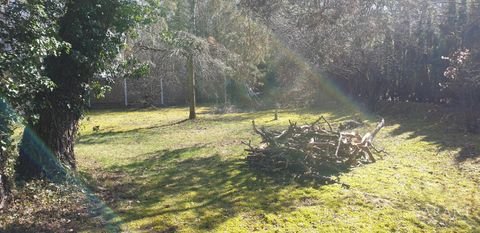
[244,116,386,179]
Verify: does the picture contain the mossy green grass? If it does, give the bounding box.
[76,105,480,232]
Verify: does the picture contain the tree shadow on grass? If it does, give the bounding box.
[79,118,191,145]
[77,120,245,146]
[79,128,157,145]
[377,102,480,165]
[80,106,358,146]
[78,104,480,230]
[87,146,348,232]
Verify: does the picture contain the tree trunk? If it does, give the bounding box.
[463,87,479,133]
[16,105,79,181]
[0,99,13,209]
[224,76,228,107]
[16,55,83,181]
[188,0,197,120]
[187,54,196,120]
[0,151,10,210]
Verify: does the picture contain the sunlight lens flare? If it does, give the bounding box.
[0,97,123,230]
[267,35,374,120]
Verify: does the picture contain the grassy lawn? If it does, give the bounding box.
[76,105,480,232]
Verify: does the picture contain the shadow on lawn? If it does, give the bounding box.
[376,102,480,164]
[79,119,191,145]
[91,146,343,232]
[204,107,357,124]
[79,128,154,145]
[78,103,480,231]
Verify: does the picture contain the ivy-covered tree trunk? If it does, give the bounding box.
[0,148,12,209]
[0,99,14,209]
[16,55,84,181]
[6,0,148,181]
[0,173,8,209]
[0,145,9,209]
[16,109,80,180]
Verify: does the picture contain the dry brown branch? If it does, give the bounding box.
[319,116,333,132]
[245,117,387,180]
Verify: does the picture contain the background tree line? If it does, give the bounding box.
[239,0,480,132]
[132,0,270,116]
[131,0,480,134]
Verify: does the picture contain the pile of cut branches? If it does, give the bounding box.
[244,117,386,180]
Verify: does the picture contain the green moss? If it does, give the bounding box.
[76,106,480,232]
